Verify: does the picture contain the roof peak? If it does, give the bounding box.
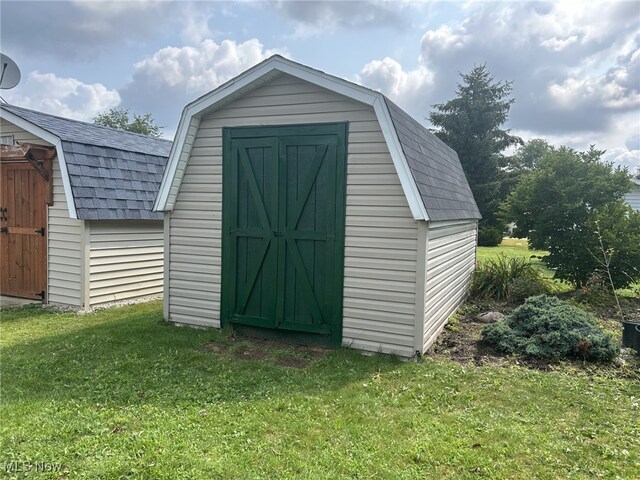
[155,55,479,221]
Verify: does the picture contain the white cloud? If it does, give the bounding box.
[549,42,640,111]
[420,25,470,57]
[3,71,121,121]
[270,0,407,38]
[602,147,640,171]
[355,1,639,168]
[540,35,578,51]
[120,38,285,127]
[1,1,172,60]
[626,131,640,151]
[549,76,639,110]
[130,38,281,93]
[361,1,639,135]
[513,109,640,171]
[70,0,160,14]
[179,3,216,45]
[358,57,433,112]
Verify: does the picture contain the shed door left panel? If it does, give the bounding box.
[223,137,279,327]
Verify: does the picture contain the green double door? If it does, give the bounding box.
[221,123,347,343]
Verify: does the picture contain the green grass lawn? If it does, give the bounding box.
[476,237,548,264]
[476,238,573,293]
[1,302,639,479]
[477,238,639,297]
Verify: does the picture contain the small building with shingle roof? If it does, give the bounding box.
[155,56,480,357]
[626,178,640,212]
[0,104,171,310]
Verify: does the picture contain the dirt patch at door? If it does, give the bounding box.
[201,335,330,368]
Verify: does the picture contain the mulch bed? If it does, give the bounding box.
[199,295,640,378]
[427,295,640,380]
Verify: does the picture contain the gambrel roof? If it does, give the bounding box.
[1,104,171,220]
[154,55,480,221]
[383,98,481,221]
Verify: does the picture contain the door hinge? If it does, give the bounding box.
[35,227,45,236]
[0,227,7,234]
[36,291,45,300]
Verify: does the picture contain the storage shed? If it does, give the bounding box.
[154,56,481,357]
[626,178,640,212]
[0,105,171,310]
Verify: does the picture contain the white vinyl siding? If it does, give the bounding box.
[0,119,46,145]
[168,73,419,355]
[0,119,84,307]
[626,184,640,212]
[88,220,164,306]
[423,219,477,352]
[48,161,83,306]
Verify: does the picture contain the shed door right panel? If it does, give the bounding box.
[222,124,346,341]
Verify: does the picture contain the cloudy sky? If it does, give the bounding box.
[1,0,638,170]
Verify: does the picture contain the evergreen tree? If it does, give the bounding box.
[429,65,521,245]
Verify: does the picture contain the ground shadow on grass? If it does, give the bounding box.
[0,304,403,409]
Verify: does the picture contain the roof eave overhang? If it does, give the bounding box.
[0,107,78,219]
[153,55,429,221]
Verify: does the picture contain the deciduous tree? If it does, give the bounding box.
[503,147,638,287]
[93,108,162,137]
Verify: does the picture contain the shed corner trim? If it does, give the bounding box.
[153,112,199,212]
[373,96,429,221]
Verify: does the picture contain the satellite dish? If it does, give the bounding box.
[0,54,21,90]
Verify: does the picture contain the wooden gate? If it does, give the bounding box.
[221,123,347,344]
[0,146,51,300]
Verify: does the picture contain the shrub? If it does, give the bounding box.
[482,295,619,362]
[503,147,639,288]
[574,272,612,306]
[507,276,548,304]
[478,226,503,247]
[470,256,549,301]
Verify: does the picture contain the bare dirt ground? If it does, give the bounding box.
[200,295,640,378]
[427,295,640,381]
[202,335,330,368]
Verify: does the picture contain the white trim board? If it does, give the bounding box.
[153,55,429,221]
[0,108,78,219]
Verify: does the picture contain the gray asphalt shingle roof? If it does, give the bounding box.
[1,104,171,221]
[383,97,481,221]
